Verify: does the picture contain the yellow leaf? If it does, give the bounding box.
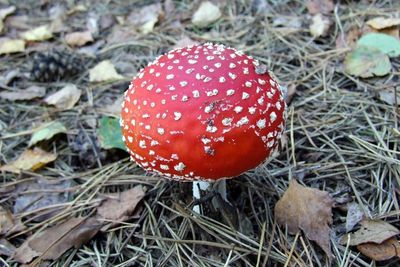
[367,17,400,30]
[0,39,25,54]
[65,31,93,47]
[310,14,331,38]
[0,147,57,173]
[44,84,81,110]
[192,1,221,28]
[21,25,53,41]
[89,60,124,82]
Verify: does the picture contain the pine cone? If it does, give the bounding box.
[31,50,84,82]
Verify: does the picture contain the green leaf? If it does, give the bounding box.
[344,46,391,78]
[98,117,126,150]
[29,121,67,146]
[357,33,400,57]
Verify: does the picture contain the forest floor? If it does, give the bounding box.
[1,0,400,266]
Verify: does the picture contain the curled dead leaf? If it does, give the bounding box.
[96,185,145,229]
[275,179,333,258]
[13,217,103,263]
[357,237,400,261]
[367,17,400,30]
[340,219,399,246]
[0,147,57,173]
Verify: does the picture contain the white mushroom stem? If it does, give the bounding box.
[192,179,227,214]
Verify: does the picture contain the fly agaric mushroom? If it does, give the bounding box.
[121,43,286,213]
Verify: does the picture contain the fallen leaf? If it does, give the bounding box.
[192,1,222,28]
[340,219,400,246]
[29,121,67,146]
[379,88,400,106]
[367,17,400,30]
[0,85,45,101]
[345,202,365,232]
[357,237,400,261]
[13,217,103,263]
[44,84,81,110]
[275,179,333,258]
[310,14,331,37]
[0,147,57,173]
[98,117,126,150]
[21,25,53,41]
[0,6,16,33]
[344,46,391,78]
[97,185,145,224]
[357,33,400,57]
[0,238,16,257]
[65,30,93,46]
[0,38,25,54]
[13,178,72,222]
[89,60,124,82]
[305,0,334,15]
[127,3,162,34]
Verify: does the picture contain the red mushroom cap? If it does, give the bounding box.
[121,43,286,181]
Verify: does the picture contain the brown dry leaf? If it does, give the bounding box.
[340,219,399,246]
[65,30,93,47]
[13,217,103,263]
[0,147,57,173]
[89,60,124,82]
[126,3,162,34]
[357,237,400,261]
[0,38,25,55]
[367,17,400,30]
[310,14,331,37]
[306,0,334,15]
[275,179,333,258]
[20,25,53,41]
[44,84,81,110]
[0,86,46,101]
[96,185,145,223]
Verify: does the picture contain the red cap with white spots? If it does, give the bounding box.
[120,43,286,181]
